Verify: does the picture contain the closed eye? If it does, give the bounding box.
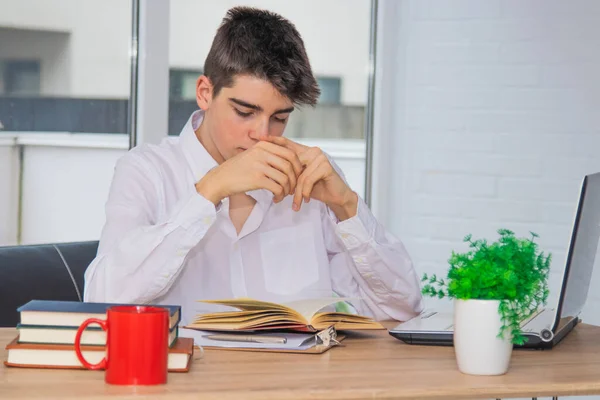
[273,116,288,123]
[234,108,253,118]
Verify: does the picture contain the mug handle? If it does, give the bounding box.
[74,318,108,370]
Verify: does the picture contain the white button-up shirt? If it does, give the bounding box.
[84,111,423,325]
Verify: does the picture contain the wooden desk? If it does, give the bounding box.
[2,324,600,399]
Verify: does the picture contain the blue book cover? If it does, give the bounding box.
[17,300,181,329]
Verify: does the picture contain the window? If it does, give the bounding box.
[169,69,342,105]
[1,60,41,96]
[316,76,341,105]
[169,68,201,100]
[0,3,133,246]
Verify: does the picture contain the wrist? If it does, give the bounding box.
[329,191,358,221]
[195,171,225,206]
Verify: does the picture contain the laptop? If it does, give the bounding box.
[389,172,600,349]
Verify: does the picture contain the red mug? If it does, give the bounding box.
[74,305,169,385]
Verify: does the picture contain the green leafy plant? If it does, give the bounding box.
[421,229,551,345]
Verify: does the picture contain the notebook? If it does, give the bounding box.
[4,336,194,372]
[181,325,345,355]
[185,297,384,332]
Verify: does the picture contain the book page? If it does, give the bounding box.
[199,298,291,312]
[196,297,356,328]
[281,298,353,322]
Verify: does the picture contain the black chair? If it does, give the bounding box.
[0,241,98,327]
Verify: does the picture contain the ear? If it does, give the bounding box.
[196,75,213,111]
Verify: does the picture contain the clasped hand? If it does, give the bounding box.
[195,136,358,219]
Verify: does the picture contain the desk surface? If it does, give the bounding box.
[2,323,600,400]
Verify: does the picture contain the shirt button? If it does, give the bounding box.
[233,243,239,251]
[341,233,349,239]
[203,216,214,225]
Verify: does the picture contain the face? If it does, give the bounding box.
[195,74,294,163]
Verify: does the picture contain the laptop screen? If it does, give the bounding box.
[554,173,600,329]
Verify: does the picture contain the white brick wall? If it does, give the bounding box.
[382,0,600,337]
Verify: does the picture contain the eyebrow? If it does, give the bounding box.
[229,98,294,115]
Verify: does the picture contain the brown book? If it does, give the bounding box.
[185,298,385,333]
[4,336,194,372]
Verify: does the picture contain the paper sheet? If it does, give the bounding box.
[180,328,319,350]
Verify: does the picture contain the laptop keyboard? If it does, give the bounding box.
[393,308,553,333]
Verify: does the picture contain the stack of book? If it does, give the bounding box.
[3,300,193,372]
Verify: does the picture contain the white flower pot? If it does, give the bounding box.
[453,299,513,375]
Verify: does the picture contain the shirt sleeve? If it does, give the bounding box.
[83,154,218,305]
[324,194,424,322]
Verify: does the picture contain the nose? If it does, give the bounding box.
[248,120,269,141]
[248,130,261,143]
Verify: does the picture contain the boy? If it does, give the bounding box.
[84,6,422,325]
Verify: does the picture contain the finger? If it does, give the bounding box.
[293,174,304,211]
[263,136,308,155]
[300,160,327,203]
[256,141,303,178]
[260,164,291,198]
[298,146,322,168]
[259,176,285,203]
[292,150,323,210]
[262,151,297,194]
[293,158,322,211]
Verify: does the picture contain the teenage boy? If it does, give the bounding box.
[84,6,423,325]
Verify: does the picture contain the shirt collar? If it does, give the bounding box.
[179,110,218,182]
[179,110,274,206]
[247,188,274,205]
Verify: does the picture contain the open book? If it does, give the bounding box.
[184,298,385,332]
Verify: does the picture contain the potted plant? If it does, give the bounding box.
[421,229,551,375]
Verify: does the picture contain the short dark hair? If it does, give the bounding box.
[204,6,320,106]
